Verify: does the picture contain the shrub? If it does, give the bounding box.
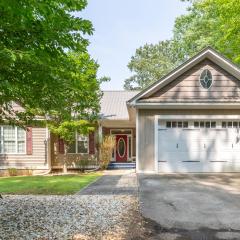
[74,159,90,172]
[7,168,17,176]
[99,135,115,169]
[24,168,33,176]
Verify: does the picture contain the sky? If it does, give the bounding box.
[81,0,190,90]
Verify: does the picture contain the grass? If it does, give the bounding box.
[0,173,101,195]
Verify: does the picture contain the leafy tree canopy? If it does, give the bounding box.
[124,41,178,90]
[124,0,240,90]
[49,120,94,144]
[0,0,101,125]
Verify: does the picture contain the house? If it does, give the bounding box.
[1,47,240,175]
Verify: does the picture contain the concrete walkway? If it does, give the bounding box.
[78,169,138,196]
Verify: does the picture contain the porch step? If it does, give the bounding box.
[107,162,136,170]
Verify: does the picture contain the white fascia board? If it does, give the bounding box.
[135,102,240,109]
[156,115,240,120]
[208,51,240,79]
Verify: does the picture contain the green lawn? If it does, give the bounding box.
[0,173,101,195]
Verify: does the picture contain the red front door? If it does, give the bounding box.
[115,135,128,162]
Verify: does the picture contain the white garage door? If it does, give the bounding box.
[158,120,240,173]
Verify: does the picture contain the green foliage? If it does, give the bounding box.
[7,168,17,176]
[99,135,115,169]
[172,0,222,61]
[0,174,101,195]
[0,0,101,125]
[125,0,240,90]
[174,0,240,63]
[49,120,94,144]
[124,40,178,90]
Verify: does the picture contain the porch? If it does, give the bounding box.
[102,127,136,163]
[50,127,136,170]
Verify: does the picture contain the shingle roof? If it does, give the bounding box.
[100,91,139,120]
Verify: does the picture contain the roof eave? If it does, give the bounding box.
[135,102,240,109]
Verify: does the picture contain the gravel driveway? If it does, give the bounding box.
[0,170,138,240]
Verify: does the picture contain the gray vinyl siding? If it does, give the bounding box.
[142,60,240,102]
[0,127,48,169]
[138,109,240,172]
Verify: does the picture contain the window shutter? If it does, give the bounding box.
[26,127,33,155]
[58,137,65,154]
[89,132,95,154]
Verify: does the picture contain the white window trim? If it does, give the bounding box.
[0,126,26,155]
[68,132,89,154]
[199,69,213,90]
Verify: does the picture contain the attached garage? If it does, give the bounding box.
[157,117,240,173]
[127,47,240,173]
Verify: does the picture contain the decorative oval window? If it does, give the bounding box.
[199,69,213,89]
[117,138,125,158]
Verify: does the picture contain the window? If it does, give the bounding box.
[194,121,216,128]
[194,122,199,128]
[199,69,213,89]
[177,122,183,128]
[166,121,188,128]
[211,122,216,128]
[228,121,233,128]
[166,122,171,128]
[233,122,238,128]
[222,121,240,128]
[0,126,26,154]
[206,121,211,128]
[68,133,88,154]
[200,121,205,128]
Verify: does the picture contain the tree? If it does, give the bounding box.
[46,52,101,173]
[173,0,240,62]
[125,0,240,90]
[124,40,178,90]
[0,0,99,124]
[172,0,222,61]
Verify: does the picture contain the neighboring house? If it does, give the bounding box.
[2,47,240,174]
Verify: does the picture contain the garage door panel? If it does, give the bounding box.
[158,120,240,173]
[158,162,208,173]
[158,151,205,162]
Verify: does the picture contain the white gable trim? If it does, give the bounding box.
[127,47,240,105]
